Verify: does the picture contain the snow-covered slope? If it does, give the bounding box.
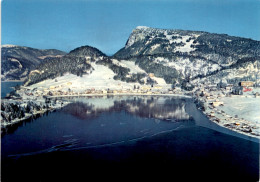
[29,63,145,91]
[120,26,202,57]
[28,59,172,93]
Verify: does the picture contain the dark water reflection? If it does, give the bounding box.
[1,96,259,181]
[61,96,191,121]
[2,96,194,158]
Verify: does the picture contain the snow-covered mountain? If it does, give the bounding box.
[1,45,66,81]
[114,26,260,88]
[115,26,260,59]
[22,26,260,90]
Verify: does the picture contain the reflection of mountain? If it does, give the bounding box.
[61,96,191,121]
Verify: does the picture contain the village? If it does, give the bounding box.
[193,80,260,138]
[18,83,182,98]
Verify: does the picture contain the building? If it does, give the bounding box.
[212,101,224,107]
[148,73,154,77]
[102,90,107,94]
[107,90,113,94]
[226,86,232,92]
[154,85,163,89]
[49,86,55,90]
[232,86,243,95]
[141,86,151,91]
[239,81,254,87]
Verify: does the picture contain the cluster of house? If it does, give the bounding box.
[193,80,259,113]
[193,80,260,137]
[19,83,184,98]
[195,81,256,96]
[17,80,258,99]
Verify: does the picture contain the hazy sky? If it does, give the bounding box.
[2,0,260,54]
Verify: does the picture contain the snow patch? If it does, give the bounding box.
[151,44,160,51]
[152,77,167,85]
[136,26,150,30]
[219,95,260,124]
[10,58,22,68]
[174,35,196,53]
[2,44,18,48]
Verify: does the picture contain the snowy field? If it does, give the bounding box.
[27,62,170,92]
[219,90,260,124]
[28,64,138,91]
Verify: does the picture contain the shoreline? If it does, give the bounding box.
[47,93,192,98]
[185,101,260,143]
[1,109,49,129]
[1,101,71,131]
[210,116,260,141]
[204,113,260,141]
[203,109,260,142]
[193,93,260,141]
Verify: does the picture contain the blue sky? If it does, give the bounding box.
[2,0,260,54]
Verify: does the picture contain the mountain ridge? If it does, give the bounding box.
[114,26,260,59]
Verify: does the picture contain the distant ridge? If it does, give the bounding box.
[1,45,66,81]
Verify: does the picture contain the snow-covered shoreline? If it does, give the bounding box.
[1,98,71,129]
[48,93,192,98]
[202,111,260,142]
[208,115,260,141]
[194,90,260,141]
[1,109,49,128]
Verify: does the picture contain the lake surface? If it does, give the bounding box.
[1,96,259,181]
[1,81,23,98]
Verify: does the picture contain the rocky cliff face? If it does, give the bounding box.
[1,45,66,81]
